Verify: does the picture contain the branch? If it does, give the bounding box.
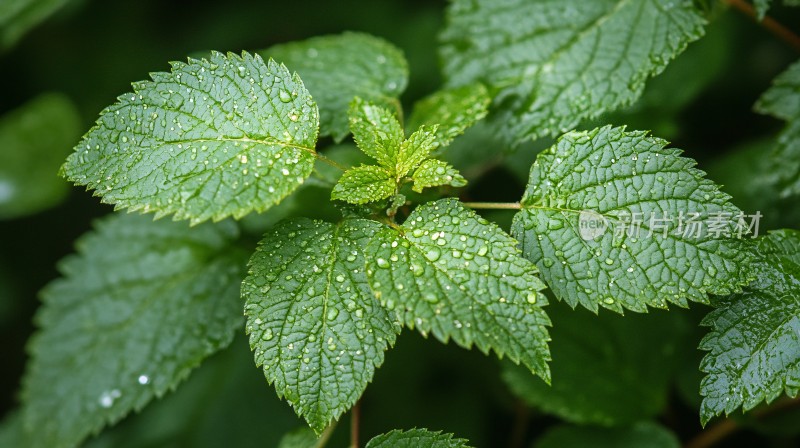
[350,399,361,448]
[462,202,522,210]
[723,0,800,52]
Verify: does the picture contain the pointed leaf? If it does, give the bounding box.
[407,83,490,149]
[512,126,753,313]
[63,52,319,224]
[21,213,247,448]
[396,125,439,177]
[243,218,400,433]
[331,165,395,205]
[440,0,706,143]
[261,32,408,142]
[411,159,467,193]
[366,198,551,380]
[699,230,800,424]
[348,97,403,169]
[0,93,81,219]
[366,429,472,448]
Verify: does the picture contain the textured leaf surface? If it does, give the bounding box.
[535,422,680,448]
[512,126,752,313]
[367,198,551,380]
[262,32,408,142]
[397,125,439,177]
[366,429,472,448]
[406,83,490,149]
[0,0,72,50]
[348,97,404,169]
[0,93,81,219]
[440,0,705,142]
[331,165,395,204]
[63,52,319,224]
[503,301,690,425]
[243,219,400,433]
[412,159,466,193]
[22,213,246,448]
[700,230,800,424]
[756,60,800,198]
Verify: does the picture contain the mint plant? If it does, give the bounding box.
[2,0,800,447]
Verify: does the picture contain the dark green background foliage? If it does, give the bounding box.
[2,0,800,447]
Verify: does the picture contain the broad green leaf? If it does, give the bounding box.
[0,93,81,219]
[262,32,408,142]
[63,52,319,224]
[366,429,472,448]
[512,126,752,313]
[0,0,72,50]
[699,230,800,425]
[242,218,400,433]
[503,301,691,425]
[22,213,247,448]
[412,159,467,193]
[366,198,551,380]
[396,125,439,177]
[440,0,706,143]
[349,97,404,169]
[406,83,490,149]
[535,422,680,448]
[0,412,27,448]
[277,428,319,448]
[331,165,395,204]
[755,59,800,199]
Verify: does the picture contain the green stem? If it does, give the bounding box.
[315,152,347,171]
[462,202,522,210]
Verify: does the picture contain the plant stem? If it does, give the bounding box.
[315,420,338,448]
[508,399,530,448]
[686,396,800,448]
[315,152,347,171]
[350,399,361,448]
[723,0,800,52]
[462,202,522,210]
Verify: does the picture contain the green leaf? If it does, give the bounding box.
[21,213,247,448]
[755,59,800,199]
[366,429,472,448]
[406,83,490,149]
[503,301,691,425]
[242,218,400,433]
[512,126,752,313]
[63,51,319,224]
[0,93,81,219]
[396,125,439,177]
[0,0,72,50]
[349,97,404,169]
[366,198,551,380]
[277,427,319,448]
[262,32,408,142]
[0,412,28,448]
[331,165,395,204]
[753,0,800,20]
[440,0,706,143]
[411,159,467,193]
[535,422,680,448]
[699,230,800,425]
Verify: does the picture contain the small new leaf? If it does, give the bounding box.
[262,32,408,142]
[512,126,752,313]
[22,214,246,448]
[412,160,467,193]
[440,0,706,143]
[367,198,551,380]
[407,83,490,149]
[63,51,319,224]
[243,219,400,433]
[699,230,800,425]
[349,97,404,169]
[331,165,395,205]
[396,125,439,177]
[366,429,473,448]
